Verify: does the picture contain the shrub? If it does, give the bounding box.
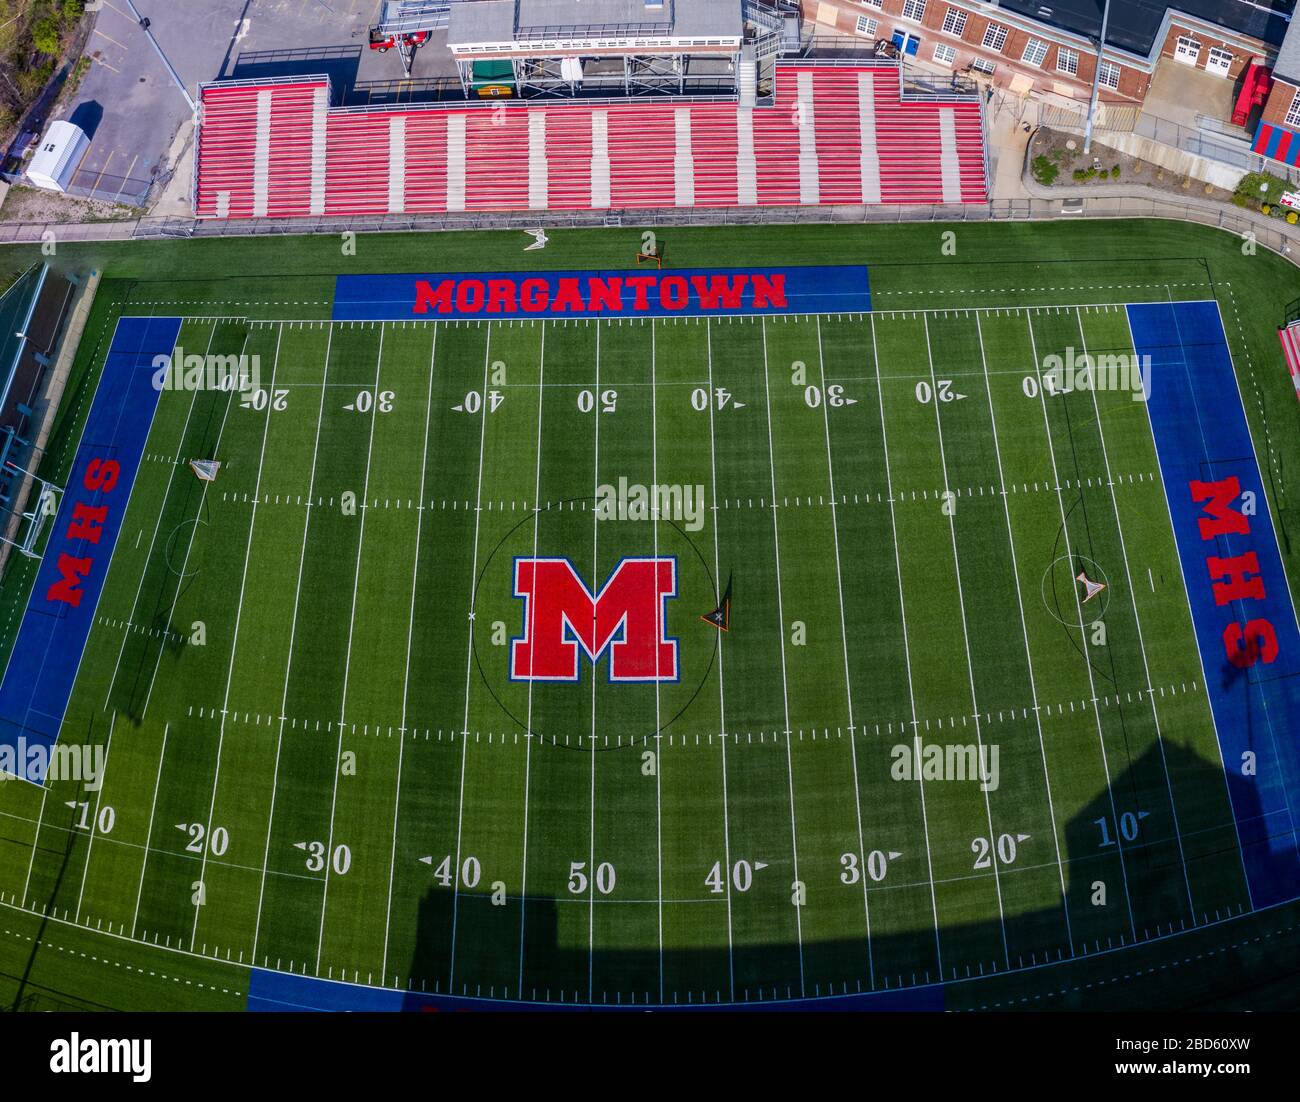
[1111,165,1121,179]
[1031,155,1059,186]
[32,17,62,56]
[1288,210,1298,225]
[1262,203,1272,215]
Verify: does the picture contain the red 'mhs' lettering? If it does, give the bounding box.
[83,458,120,492]
[46,553,92,607]
[66,503,109,544]
[1189,476,1277,668]
[511,557,677,682]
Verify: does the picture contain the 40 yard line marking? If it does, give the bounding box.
[868,313,944,978]
[447,324,495,994]
[921,314,1010,972]
[252,323,335,967]
[192,324,283,950]
[760,316,805,997]
[814,316,873,986]
[382,325,439,985]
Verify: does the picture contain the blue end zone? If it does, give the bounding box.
[333,265,871,321]
[1131,301,1300,906]
[246,968,944,1012]
[0,316,178,784]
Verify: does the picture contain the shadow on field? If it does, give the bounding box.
[393,739,1276,1008]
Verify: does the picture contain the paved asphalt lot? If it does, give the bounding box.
[55,0,458,206]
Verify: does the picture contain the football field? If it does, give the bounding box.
[0,248,1291,1008]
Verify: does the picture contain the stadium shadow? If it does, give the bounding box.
[394,739,1258,1008]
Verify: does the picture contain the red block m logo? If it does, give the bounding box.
[511,557,678,682]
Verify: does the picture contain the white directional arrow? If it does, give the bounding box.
[1016,833,1031,844]
[1137,810,1150,820]
[452,403,464,412]
[174,823,189,832]
[292,841,308,851]
[845,397,859,406]
[343,402,355,411]
[754,860,768,871]
[63,800,78,810]
[418,856,434,865]
[734,401,746,409]
[888,851,902,861]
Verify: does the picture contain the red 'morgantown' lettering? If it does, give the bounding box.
[486,279,518,313]
[413,279,453,314]
[511,557,677,682]
[1190,477,1250,539]
[551,278,586,313]
[83,458,120,493]
[520,279,549,312]
[751,273,788,309]
[659,276,689,311]
[587,277,624,313]
[46,553,92,608]
[625,276,657,311]
[1223,619,1279,668]
[66,503,109,544]
[455,280,485,313]
[691,274,748,310]
[1207,552,1266,606]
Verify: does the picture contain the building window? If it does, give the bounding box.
[859,0,884,7]
[971,56,996,76]
[1056,47,1079,75]
[1286,91,1300,127]
[982,24,1008,52]
[855,14,878,36]
[1021,38,1049,67]
[941,8,966,36]
[1174,35,1201,66]
[1099,60,1120,90]
[934,42,956,65]
[1207,47,1233,76]
[901,0,927,23]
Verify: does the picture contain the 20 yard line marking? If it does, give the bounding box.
[760,317,805,997]
[382,324,438,985]
[447,325,495,994]
[252,323,335,966]
[921,314,1010,971]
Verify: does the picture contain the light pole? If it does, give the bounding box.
[1083,0,1112,155]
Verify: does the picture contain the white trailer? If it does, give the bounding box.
[25,121,90,193]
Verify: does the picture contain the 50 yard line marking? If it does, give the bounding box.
[760,316,805,997]
[251,323,335,967]
[192,324,283,950]
[921,314,1010,971]
[381,325,438,985]
[447,325,495,994]
[316,324,387,972]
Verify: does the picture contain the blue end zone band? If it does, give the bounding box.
[246,967,943,1012]
[333,265,871,321]
[1131,300,1300,906]
[0,316,179,784]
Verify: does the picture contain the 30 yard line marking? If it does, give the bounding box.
[252,323,335,966]
[1025,314,1138,943]
[760,317,805,996]
[973,312,1072,951]
[703,318,737,1000]
[814,316,873,985]
[317,324,387,971]
[447,324,495,993]
[192,324,283,949]
[382,324,438,984]
[921,314,1010,971]
[868,313,944,977]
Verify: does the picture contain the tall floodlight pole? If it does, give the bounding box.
[1083,0,1112,155]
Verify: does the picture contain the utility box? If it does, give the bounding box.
[25,121,90,193]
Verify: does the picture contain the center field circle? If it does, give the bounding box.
[470,499,719,751]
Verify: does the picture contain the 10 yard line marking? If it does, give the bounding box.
[869,314,944,977]
[760,317,805,996]
[1025,315,1138,942]
[921,314,1010,971]
[447,326,495,994]
[252,323,335,965]
[382,325,439,984]
[192,324,283,950]
[973,312,1073,952]
[814,316,873,986]
[316,324,387,971]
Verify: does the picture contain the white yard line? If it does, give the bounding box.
[446,326,495,993]
[191,326,283,949]
[868,313,944,978]
[813,316,873,984]
[587,320,601,1004]
[973,312,1073,952]
[516,323,547,998]
[381,325,439,985]
[759,317,805,996]
[920,314,1010,971]
[1075,308,1196,921]
[130,723,170,938]
[251,324,335,966]
[73,713,115,923]
[316,325,387,971]
[20,787,48,909]
[650,320,664,1003]
[703,318,736,1000]
[1025,314,1138,943]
